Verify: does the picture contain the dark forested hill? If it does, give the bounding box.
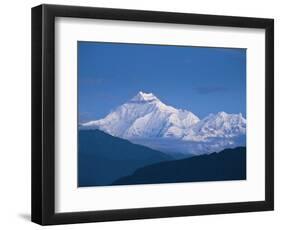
[112,147,246,186]
[78,130,173,186]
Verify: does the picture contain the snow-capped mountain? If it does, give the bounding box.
[182,112,246,142]
[81,92,246,155]
[82,92,200,139]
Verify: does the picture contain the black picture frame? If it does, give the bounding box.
[31,4,274,225]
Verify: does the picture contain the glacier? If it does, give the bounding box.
[80,91,246,155]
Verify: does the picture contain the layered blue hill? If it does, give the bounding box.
[78,130,173,186]
[112,147,246,186]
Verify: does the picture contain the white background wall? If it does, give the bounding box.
[0,0,279,229]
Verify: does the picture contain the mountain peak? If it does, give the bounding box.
[215,111,245,120]
[216,111,228,118]
[130,91,159,103]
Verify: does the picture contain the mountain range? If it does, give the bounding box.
[78,129,246,187]
[80,91,246,155]
[78,129,173,186]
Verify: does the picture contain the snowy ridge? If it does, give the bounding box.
[182,112,246,141]
[81,92,246,155]
[82,91,200,139]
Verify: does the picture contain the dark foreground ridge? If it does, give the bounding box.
[112,147,246,186]
[78,129,173,186]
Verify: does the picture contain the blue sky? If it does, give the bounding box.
[78,41,246,122]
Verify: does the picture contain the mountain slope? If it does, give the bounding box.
[78,129,173,187]
[80,91,246,155]
[81,91,199,139]
[182,112,246,141]
[112,147,246,186]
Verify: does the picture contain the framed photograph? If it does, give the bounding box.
[31,4,274,225]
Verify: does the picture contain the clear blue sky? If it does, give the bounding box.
[78,41,246,122]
